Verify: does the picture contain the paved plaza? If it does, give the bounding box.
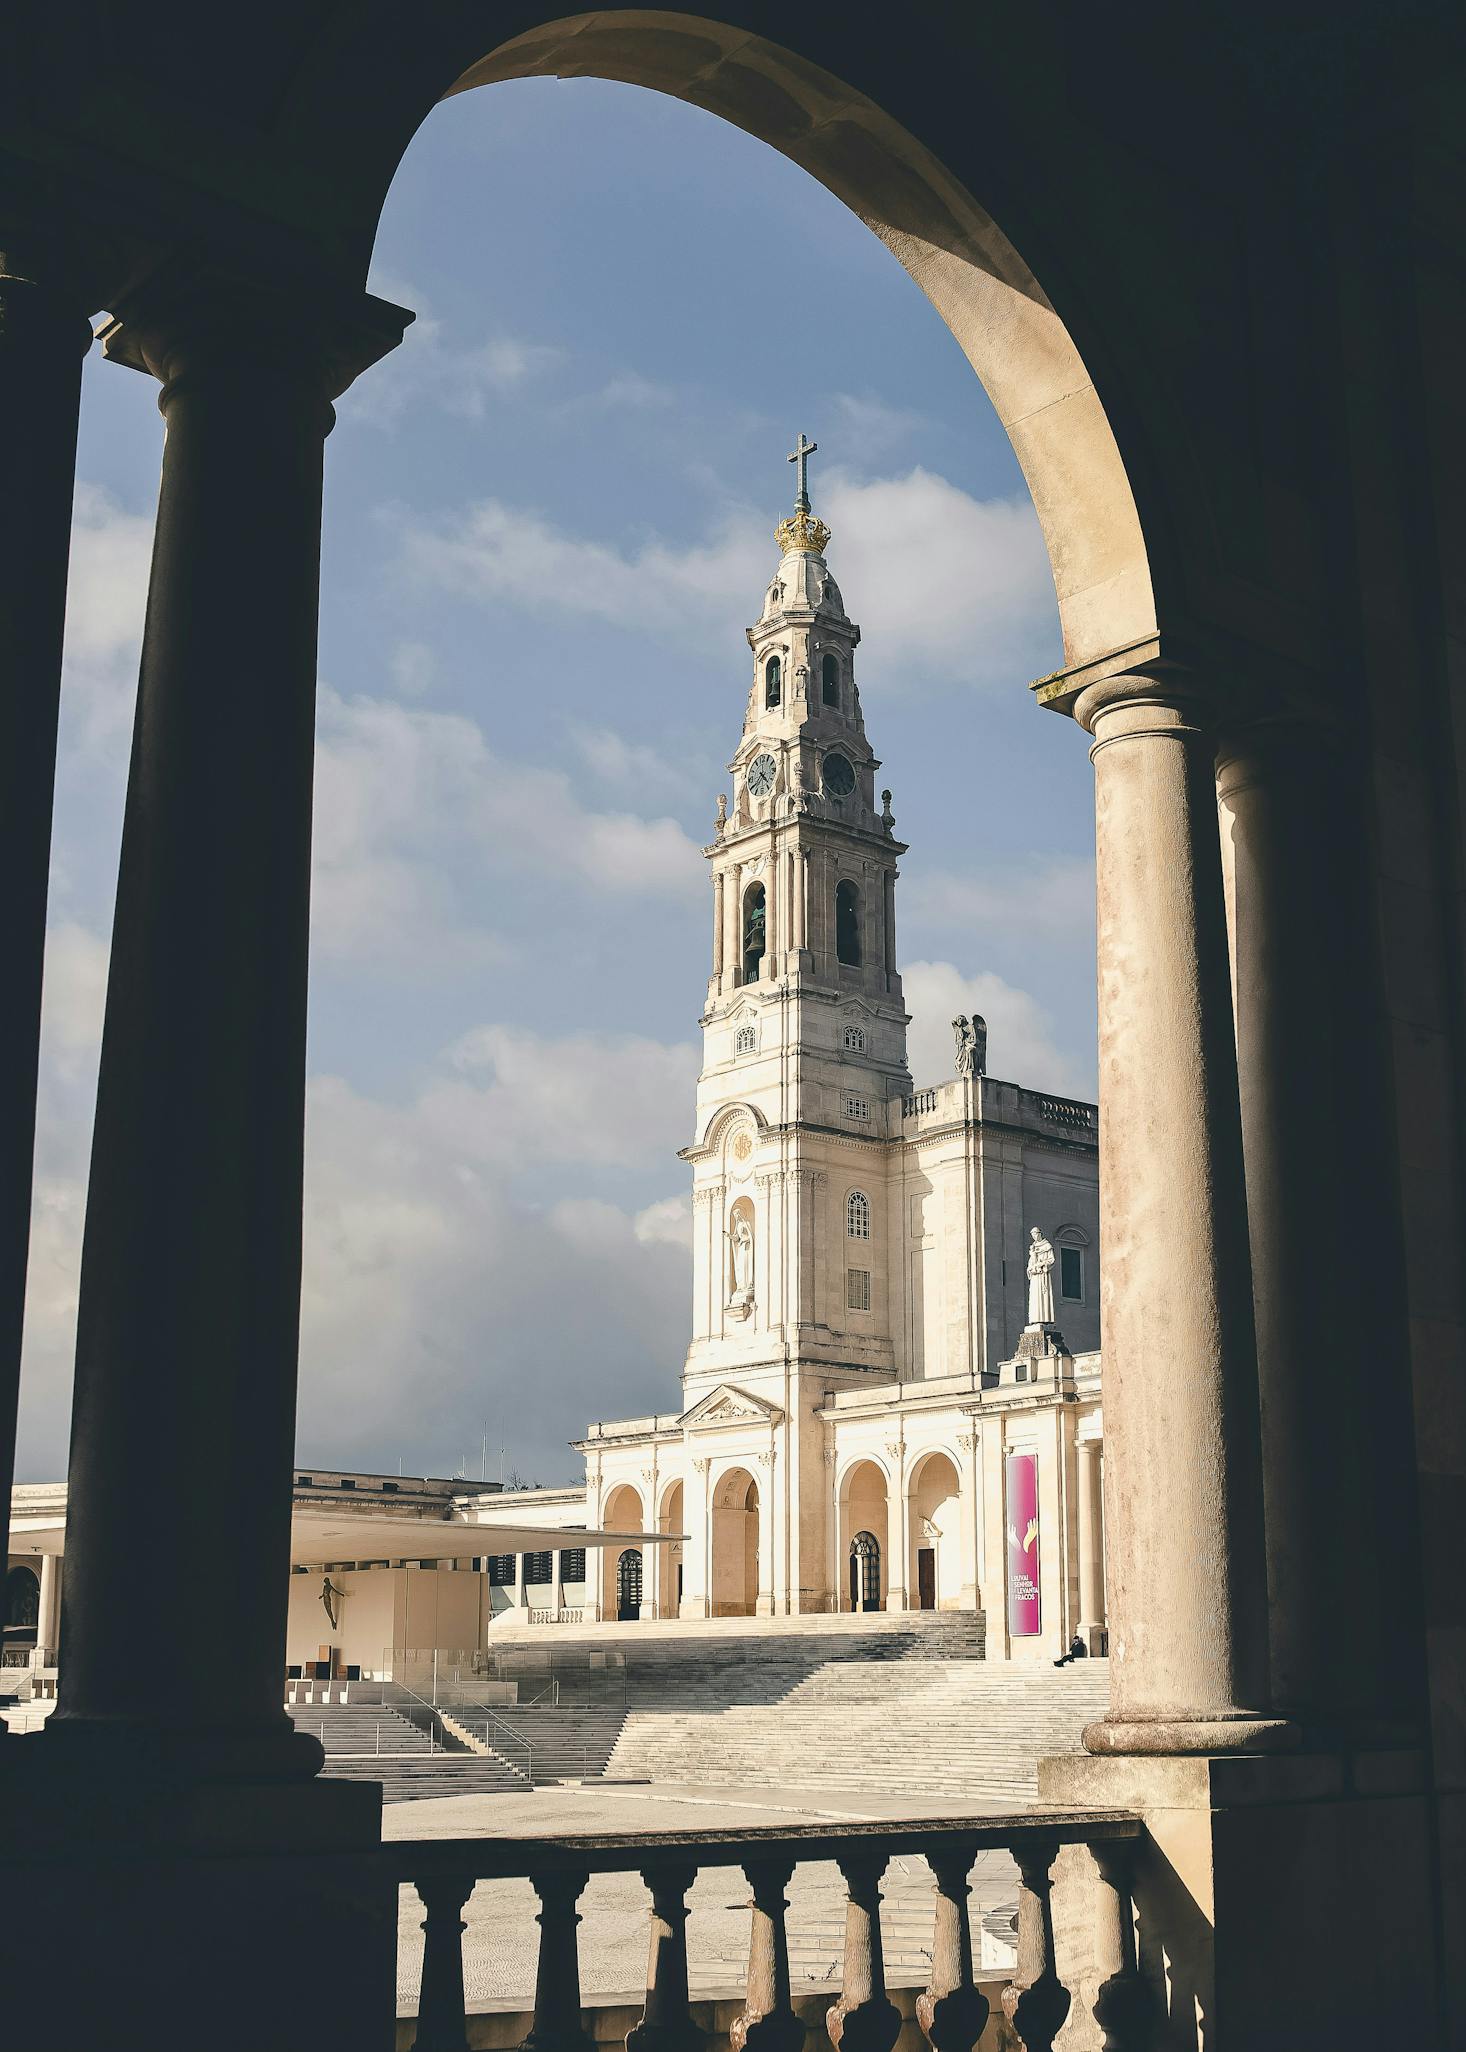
[386,1782,1020,2018]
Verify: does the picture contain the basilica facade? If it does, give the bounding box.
[491,454,1109,1661]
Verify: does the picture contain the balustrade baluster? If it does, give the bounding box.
[411,1872,474,2052]
[519,1868,595,2052]
[732,1856,804,2052]
[917,1845,988,2052]
[1090,1842,1149,2051]
[998,1838,1068,2052]
[628,1861,705,2052]
[826,1851,901,2052]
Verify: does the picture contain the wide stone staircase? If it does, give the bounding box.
[286,1700,530,1802]
[478,1612,1105,1806]
[461,1706,629,1784]
[605,1657,1109,1806]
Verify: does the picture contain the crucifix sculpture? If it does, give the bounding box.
[788,431,817,509]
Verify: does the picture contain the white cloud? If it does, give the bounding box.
[311,687,704,968]
[832,392,926,456]
[60,484,152,750]
[903,958,1092,1099]
[397,466,1058,691]
[902,855,1096,946]
[390,641,436,697]
[567,724,702,803]
[436,1024,698,1169]
[820,468,1058,690]
[633,1193,693,1249]
[399,496,767,644]
[338,294,564,429]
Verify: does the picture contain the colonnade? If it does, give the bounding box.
[0,262,1424,1790]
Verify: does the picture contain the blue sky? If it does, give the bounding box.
[19,79,1096,1486]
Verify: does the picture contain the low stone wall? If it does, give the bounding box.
[394,1979,1012,2051]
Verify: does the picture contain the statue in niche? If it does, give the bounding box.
[952,1014,988,1078]
[729,1212,755,1318]
[1026,1226,1056,1327]
[714,792,727,835]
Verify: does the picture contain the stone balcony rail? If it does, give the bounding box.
[389,1808,1146,2052]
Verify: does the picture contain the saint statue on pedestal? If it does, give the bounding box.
[1026,1226,1056,1327]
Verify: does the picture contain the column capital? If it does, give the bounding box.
[98,260,412,404]
[1071,661,1217,741]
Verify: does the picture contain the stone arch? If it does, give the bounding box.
[332,12,1160,669]
[906,1448,963,1611]
[701,1101,767,1154]
[658,1476,686,1619]
[836,1457,890,1612]
[599,1482,645,1621]
[4,1563,40,1635]
[709,1464,760,1617]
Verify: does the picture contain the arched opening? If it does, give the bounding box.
[710,1466,760,1616]
[432,19,1159,671]
[849,1531,881,1613]
[764,655,782,709]
[4,1564,40,1645]
[838,1460,890,1611]
[615,1548,643,1621]
[835,879,862,966]
[741,882,766,984]
[846,1188,871,1241]
[659,1478,685,1619]
[822,651,840,708]
[599,1483,645,1621]
[908,1451,962,1611]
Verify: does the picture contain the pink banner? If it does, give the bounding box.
[1006,1453,1041,1636]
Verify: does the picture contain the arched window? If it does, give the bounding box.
[765,655,782,708]
[616,1548,643,1621]
[4,1565,39,1632]
[847,1189,871,1240]
[742,883,766,983]
[735,1023,756,1055]
[822,651,840,707]
[849,1530,881,1612]
[843,1024,866,1053]
[835,879,862,966]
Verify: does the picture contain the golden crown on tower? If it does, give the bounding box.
[775,507,832,555]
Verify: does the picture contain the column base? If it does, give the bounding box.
[1038,1747,1442,2050]
[41,1705,325,1781]
[1083,1712,1298,1755]
[0,1744,392,2050]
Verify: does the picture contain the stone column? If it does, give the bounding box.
[958,1428,982,1613]
[38,1552,62,1662]
[1216,723,1422,1736]
[763,849,778,976]
[1076,1437,1105,1647]
[884,1447,907,1612]
[0,253,93,1624]
[712,872,725,984]
[882,867,897,987]
[550,1549,563,1620]
[1073,669,1290,1753]
[793,848,807,954]
[45,268,409,1781]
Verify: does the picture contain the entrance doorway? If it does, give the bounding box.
[917,1548,936,1610]
[616,1548,643,1622]
[849,1531,881,1612]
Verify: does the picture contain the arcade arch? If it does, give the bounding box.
[598,1482,645,1622]
[837,1460,890,1612]
[907,1451,962,1611]
[659,1478,686,1621]
[709,1466,760,1617]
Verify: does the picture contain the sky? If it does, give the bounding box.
[18,78,1097,1489]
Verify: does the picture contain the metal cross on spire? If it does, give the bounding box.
[788,432,818,511]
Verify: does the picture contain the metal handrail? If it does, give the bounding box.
[478,1709,533,1781]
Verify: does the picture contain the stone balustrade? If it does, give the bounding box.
[388,1809,1144,2052]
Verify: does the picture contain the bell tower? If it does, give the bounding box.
[682,439,910,1408]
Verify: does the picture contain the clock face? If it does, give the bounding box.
[822,751,856,797]
[746,752,778,798]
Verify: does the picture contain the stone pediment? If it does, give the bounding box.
[681,1384,784,1431]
